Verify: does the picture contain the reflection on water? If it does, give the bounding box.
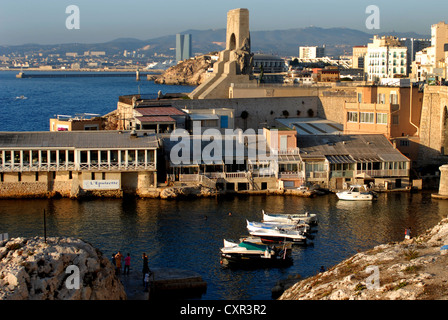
[0,191,445,300]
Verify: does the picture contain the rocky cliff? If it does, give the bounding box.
[0,237,126,300]
[279,217,448,300]
[154,54,214,86]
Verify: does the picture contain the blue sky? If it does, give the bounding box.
[1,0,447,45]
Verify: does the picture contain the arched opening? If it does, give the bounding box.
[229,33,236,50]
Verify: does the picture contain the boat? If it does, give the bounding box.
[246,220,310,236]
[15,95,27,100]
[262,210,318,226]
[336,184,375,201]
[220,239,292,268]
[247,226,307,245]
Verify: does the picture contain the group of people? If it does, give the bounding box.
[111,251,153,292]
[111,251,131,275]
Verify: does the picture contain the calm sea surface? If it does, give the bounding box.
[0,71,447,300]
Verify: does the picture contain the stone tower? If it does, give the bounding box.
[189,8,256,99]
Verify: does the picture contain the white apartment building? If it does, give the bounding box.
[412,22,448,82]
[365,36,408,82]
[299,46,325,59]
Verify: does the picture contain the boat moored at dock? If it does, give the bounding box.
[220,239,292,268]
[336,184,376,201]
[262,210,318,226]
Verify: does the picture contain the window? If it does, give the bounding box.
[347,112,358,123]
[357,93,362,103]
[376,113,388,124]
[390,93,398,104]
[360,112,374,123]
[392,115,399,125]
[377,93,386,104]
[400,140,410,147]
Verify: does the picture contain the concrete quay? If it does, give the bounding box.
[119,267,207,300]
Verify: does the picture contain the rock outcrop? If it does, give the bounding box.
[279,217,448,300]
[0,237,126,300]
[154,54,214,86]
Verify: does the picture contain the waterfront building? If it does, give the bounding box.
[162,132,277,192]
[176,34,192,62]
[0,131,159,198]
[299,46,325,59]
[49,114,104,131]
[364,36,408,82]
[343,85,423,138]
[116,95,187,132]
[263,127,303,188]
[296,134,411,190]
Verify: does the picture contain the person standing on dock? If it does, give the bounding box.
[124,253,131,275]
[142,253,151,285]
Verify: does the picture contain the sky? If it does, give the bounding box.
[1,0,447,45]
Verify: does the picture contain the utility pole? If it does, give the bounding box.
[43,209,47,243]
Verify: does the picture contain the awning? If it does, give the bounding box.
[188,114,219,121]
[277,155,302,162]
[351,155,382,162]
[325,155,355,164]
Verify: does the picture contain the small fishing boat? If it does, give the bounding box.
[15,95,27,100]
[262,210,318,226]
[247,226,307,245]
[246,220,310,235]
[220,239,292,268]
[336,184,375,201]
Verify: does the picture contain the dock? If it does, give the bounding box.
[119,268,207,300]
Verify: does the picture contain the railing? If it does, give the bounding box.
[356,169,409,177]
[225,172,247,179]
[278,172,304,179]
[0,162,156,172]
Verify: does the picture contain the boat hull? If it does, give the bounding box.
[336,192,373,201]
[220,253,293,268]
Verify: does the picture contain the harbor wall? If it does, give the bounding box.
[0,171,157,199]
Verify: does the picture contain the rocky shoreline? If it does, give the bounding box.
[0,237,126,300]
[278,216,448,300]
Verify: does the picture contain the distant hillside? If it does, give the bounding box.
[0,27,430,58]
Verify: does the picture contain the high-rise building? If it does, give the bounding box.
[401,38,431,74]
[364,36,408,82]
[176,34,192,62]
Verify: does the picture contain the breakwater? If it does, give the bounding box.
[16,72,159,79]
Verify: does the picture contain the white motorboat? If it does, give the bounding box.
[220,239,292,267]
[246,220,310,235]
[248,226,307,244]
[336,184,375,201]
[262,210,318,226]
